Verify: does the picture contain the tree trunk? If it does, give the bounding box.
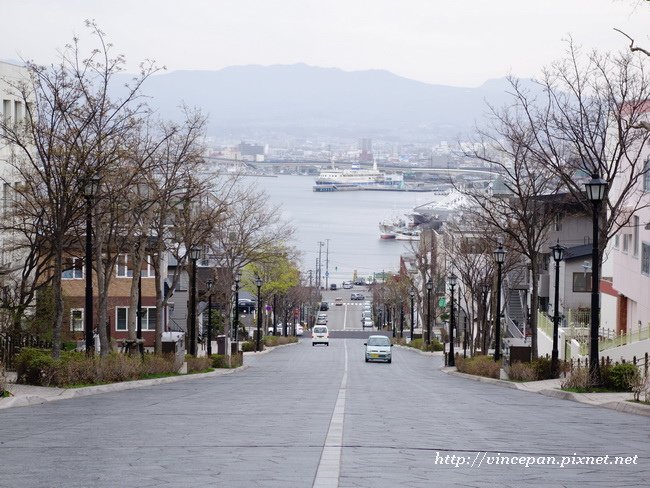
[51,247,64,359]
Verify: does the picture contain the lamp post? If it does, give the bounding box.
[463,316,468,359]
[482,283,490,354]
[493,243,506,361]
[255,276,263,352]
[206,279,213,356]
[409,288,415,342]
[550,242,565,377]
[399,302,404,339]
[426,278,433,346]
[585,173,608,383]
[233,269,242,342]
[137,274,144,357]
[188,247,201,356]
[448,273,457,367]
[84,176,100,356]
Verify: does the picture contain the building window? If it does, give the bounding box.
[62,257,83,279]
[642,243,650,276]
[622,233,631,253]
[70,309,84,331]
[116,254,134,278]
[572,272,592,293]
[142,307,157,331]
[614,234,620,248]
[633,216,639,257]
[116,307,128,331]
[141,256,155,278]
[554,213,563,231]
[644,157,650,192]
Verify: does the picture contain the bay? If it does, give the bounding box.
[245,175,441,285]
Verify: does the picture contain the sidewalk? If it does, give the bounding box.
[443,368,650,417]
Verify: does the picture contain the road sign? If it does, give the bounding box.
[438,297,447,308]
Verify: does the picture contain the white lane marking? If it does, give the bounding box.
[313,340,348,488]
[342,304,347,330]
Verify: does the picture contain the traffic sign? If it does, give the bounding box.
[438,297,447,308]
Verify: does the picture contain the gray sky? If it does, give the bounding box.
[2,0,650,87]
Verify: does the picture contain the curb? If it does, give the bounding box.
[393,344,445,357]
[443,369,650,417]
[243,339,301,356]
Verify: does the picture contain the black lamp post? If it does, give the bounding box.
[399,302,404,339]
[233,269,241,342]
[84,176,100,356]
[255,276,263,352]
[137,274,144,357]
[188,247,201,356]
[585,172,608,383]
[463,316,468,359]
[550,242,565,377]
[482,283,490,354]
[493,243,506,361]
[426,278,433,346]
[448,273,457,367]
[409,288,415,342]
[206,279,213,356]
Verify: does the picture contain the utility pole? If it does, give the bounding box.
[317,241,324,290]
[325,239,330,289]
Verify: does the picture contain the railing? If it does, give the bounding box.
[0,333,53,370]
[567,309,591,328]
[537,311,553,338]
[505,315,524,339]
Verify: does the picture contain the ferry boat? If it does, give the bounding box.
[313,161,404,192]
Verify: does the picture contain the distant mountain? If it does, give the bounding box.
[116,63,532,142]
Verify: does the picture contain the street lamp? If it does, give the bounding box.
[399,301,404,339]
[550,241,565,377]
[233,269,242,342]
[426,278,433,346]
[585,172,608,383]
[206,279,213,356]
[493,243,506,361]
[188,247,201,356]
[409,288,415,342]
[448,273,457,367]
[84,176,100,356]
[255,276,263,352]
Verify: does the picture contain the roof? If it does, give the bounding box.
[563,244,592,260]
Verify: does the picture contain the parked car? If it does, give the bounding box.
[296,324,304,336]
[364,335,392,363]
[312,325,329,346]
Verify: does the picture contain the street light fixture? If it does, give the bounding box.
[233,269,242,342]
[206,279,213,356]
[409,288,415,343]
[585,172,608,383]
[448,273,457,367]
[188,247,201,356]
[255,276,263,352]
[493,243,506,361]
[550,241,565,377]
[426,278,433,346]
[84,176,100,356]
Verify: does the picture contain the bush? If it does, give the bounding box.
[531,357,554,380]
[263,336,298,347]
[185,355,212,373]
[603,363,640,392]
[210,353,244,368]
[404,337,443,352]
[140,354,178,376]
[241,341,256,352]
[561,367,591,391]
[508,362,538,382]
[455,355,501,379]
[15,348,57,386]
[0,362,6,395]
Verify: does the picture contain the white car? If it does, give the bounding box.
[312,325,329,346]
[362,318,374,329]
[342,281,353,289]
[296,324,304,336]
[365,335,392,363]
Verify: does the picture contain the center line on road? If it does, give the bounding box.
[342,304,347,330]
[313,339,347,488]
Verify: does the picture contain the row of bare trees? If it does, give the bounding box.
[0,23,294,358]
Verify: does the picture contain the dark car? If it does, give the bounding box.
[353,278,366,286]
[330,283,337,290]
[320,301,329,311]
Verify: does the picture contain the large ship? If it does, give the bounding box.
[313,161,404,192]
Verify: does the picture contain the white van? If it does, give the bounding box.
[312,325,329,346]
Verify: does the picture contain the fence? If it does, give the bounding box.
[561,352,650,379]
[0,333,53,370]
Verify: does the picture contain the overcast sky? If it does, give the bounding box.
[2,0,650,87]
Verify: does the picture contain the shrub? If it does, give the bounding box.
[263,336,298,347]
[0,362,6,395]
[561,367,591,391]
[210,353,244,368]
[508,362,537,382]
[241,341,256,352]
[531,357,554,380]
[141,354,178,376]
[15,348,57,386]
[185,355,212,373]
[455,355,501,379]
[603,363,640,392]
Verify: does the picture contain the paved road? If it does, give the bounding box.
[1,339,649,487]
